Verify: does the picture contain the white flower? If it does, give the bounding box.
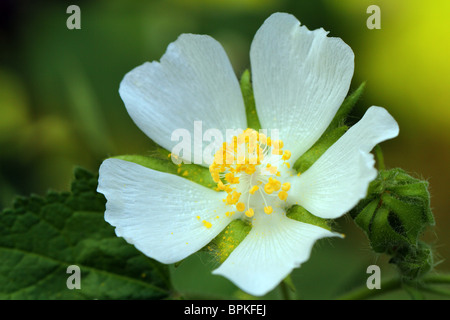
[97,12,399,296]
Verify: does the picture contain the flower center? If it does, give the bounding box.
[209,128,292,220]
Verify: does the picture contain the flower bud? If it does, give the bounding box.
[350,168,435,279]
[390,241,434,281]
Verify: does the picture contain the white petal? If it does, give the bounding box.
[97,159,234,264]
[212,210,340,296]
[250,12,354,162]
[287,106,399,219]
[119,34,247,166]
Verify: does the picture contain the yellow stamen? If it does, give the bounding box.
[236,202,245,212]
[249,185,259,195]
[282,150,291,161]
[245,208,254,218]
[282,182,291,192]
[264,206,273,214]
[264,183,274,194]
[278,190,288,201]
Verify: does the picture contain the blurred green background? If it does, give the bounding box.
[1,0,449,299]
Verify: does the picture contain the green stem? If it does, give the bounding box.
[419,285,450,297]
[337,273,450,300]
[421,273,450,284]
[279,275,297,300]
[279,281,293,300]
[337,278,402,300]
[374,144,385,171]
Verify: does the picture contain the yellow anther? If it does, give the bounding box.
[217,180,225,190]
[264,183,274,194]
[245,166,256,175]
[225,172,235,183]
[232,191,241,201]
[226,191,240,205]
[264,206,273,214]
[282,150,291,161]
[249,185,259,195]
[202,220,212,229]
[245,208,254,218]
[271,179,281,191]
[282,182,291,192]
[236,202,245,212]
[225,194,234,205]
[278,190,288,201]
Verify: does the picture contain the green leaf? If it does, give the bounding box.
[0,167,172,299]
[240,69,261,131]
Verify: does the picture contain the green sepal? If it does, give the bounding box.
[292,82,365,172]
[293,126,347,173]
[350,168,435,280]
[326,82,366,133]
[204,205,332,266]
[114,148,216,190]
[282,274,296,293]
[353,199,378,235]
[286,205,331,231]
[203,219,251,264]
[369,205,409,253]
[240,69,261,131]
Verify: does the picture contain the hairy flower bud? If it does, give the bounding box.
[350,168,435,279]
